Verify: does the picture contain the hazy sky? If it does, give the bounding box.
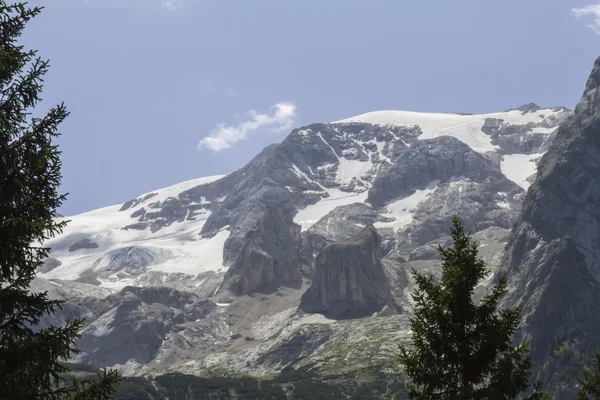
[20,0,600,215]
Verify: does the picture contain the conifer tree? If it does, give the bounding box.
[397,217,551,400]
[577,352,600,399]
[0,2,122,398]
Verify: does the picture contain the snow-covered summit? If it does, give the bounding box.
[35,103,573,376]
[39,105,570,292]
[333,106,568,153]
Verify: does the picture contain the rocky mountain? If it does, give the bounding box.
[35,98,572,380]
[495,56,600,398]
[299,225,401,319]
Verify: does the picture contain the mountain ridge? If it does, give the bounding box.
[35,101,572,380]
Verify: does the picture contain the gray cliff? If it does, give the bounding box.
[299,225,401,319]
[496,56,600,398]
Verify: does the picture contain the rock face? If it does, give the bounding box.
[306,203,393,243]
[367,136,511,207]
[37,257,62,274]
[220,206,302,296]
[300,225,401,319]
[59,284,220,369]
[37,100,571,376]
[298,203,393,273]
[496,56,600,398]
[369,136,524,263]
[68,238,99,252]
[93,246,173,274]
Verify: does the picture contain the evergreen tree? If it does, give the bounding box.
[0,2,122,398]
[397,217,551,400]
[228,388,240,399]
[577,352,600,399]
[184,385,194,400]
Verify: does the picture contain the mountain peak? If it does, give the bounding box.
[574,55,600,119]
[504,102,542,113]
[584,56,600,96]
[38,97,572,378]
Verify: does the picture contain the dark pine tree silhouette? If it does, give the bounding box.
[397,216,551,400]
[0,2,122,398]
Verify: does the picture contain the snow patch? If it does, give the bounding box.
[337,158,372,184]
[252,308,335,340]
[341,148,358,157]
[375,180,440,229]
[290,164,308,180]
[317,133,339,160]
[127,175,225,212]
[529,126,556,134]
[501,153,541,190]
[375,141,391,163]
[294,189,369,230]
[149,228,229,276]
[496,200,511,209]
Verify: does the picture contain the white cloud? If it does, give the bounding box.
[573,4,600,34]
[198,102,297,152]
[162,0,183,10]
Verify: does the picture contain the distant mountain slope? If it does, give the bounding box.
[41,175,227,290]
[35,102,570,376]
[42,106,567,288]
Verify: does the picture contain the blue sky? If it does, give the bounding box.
[21,0,600,215]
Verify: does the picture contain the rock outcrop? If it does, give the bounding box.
[367,136,513,207]
[220,206,302,296]
[298,203,393,272]
[93,246,173,274]
[68,238,99,252]
[372,136,525,262]
[496,56,600,398]
[299,225,401,319]
[37,257,62,274]
[306,203,392,243]
[75,286,219,368]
